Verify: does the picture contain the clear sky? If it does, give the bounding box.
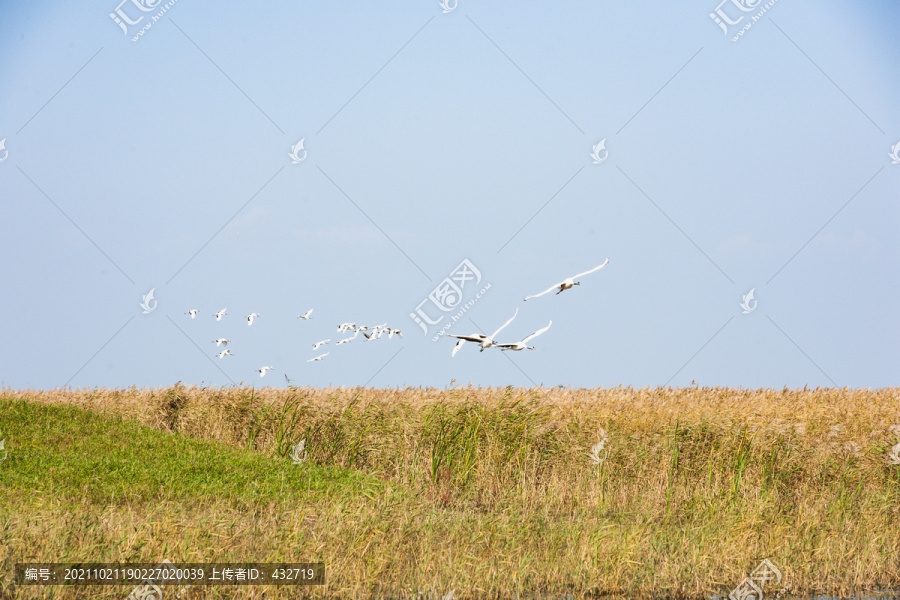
[1,0,898,390]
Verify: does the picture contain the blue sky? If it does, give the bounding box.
[1,1,898,390]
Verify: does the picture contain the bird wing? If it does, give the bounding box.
[446,334,486,342]
[490,308,519,339]
[524,282,563,301]
[573,258,610,280]
[521,320,552,343]
[451,339,466,357]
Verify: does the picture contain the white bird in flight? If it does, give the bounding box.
[524,259,610,301]
[447,308,518,356]
[336,330,359,345]
[214,309,228,321]
[337,322,356,332]
[185,309,201,318]
[387,328,402,339]
[312,339,330,350]
[297,309,313,320]
[363,330,384,341]
[216,349,233,358]
[336,338,353,345]
[257,366,275,377]
[308,352,329,362]
[497,321,552,351]
[365,323,388,339]
[213,338,230,347]
[247,313,260,326]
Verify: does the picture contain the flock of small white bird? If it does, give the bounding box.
[184,306,402,378]
[446,258,610,357]
[182,259,610,377]
[306,323,404,364]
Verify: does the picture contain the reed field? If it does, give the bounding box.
[0,385,898,600]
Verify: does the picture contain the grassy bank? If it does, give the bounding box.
[0,385,898,599]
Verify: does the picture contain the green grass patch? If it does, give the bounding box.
[0,397,387,508]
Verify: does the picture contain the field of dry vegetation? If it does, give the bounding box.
[1,385,899,600]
